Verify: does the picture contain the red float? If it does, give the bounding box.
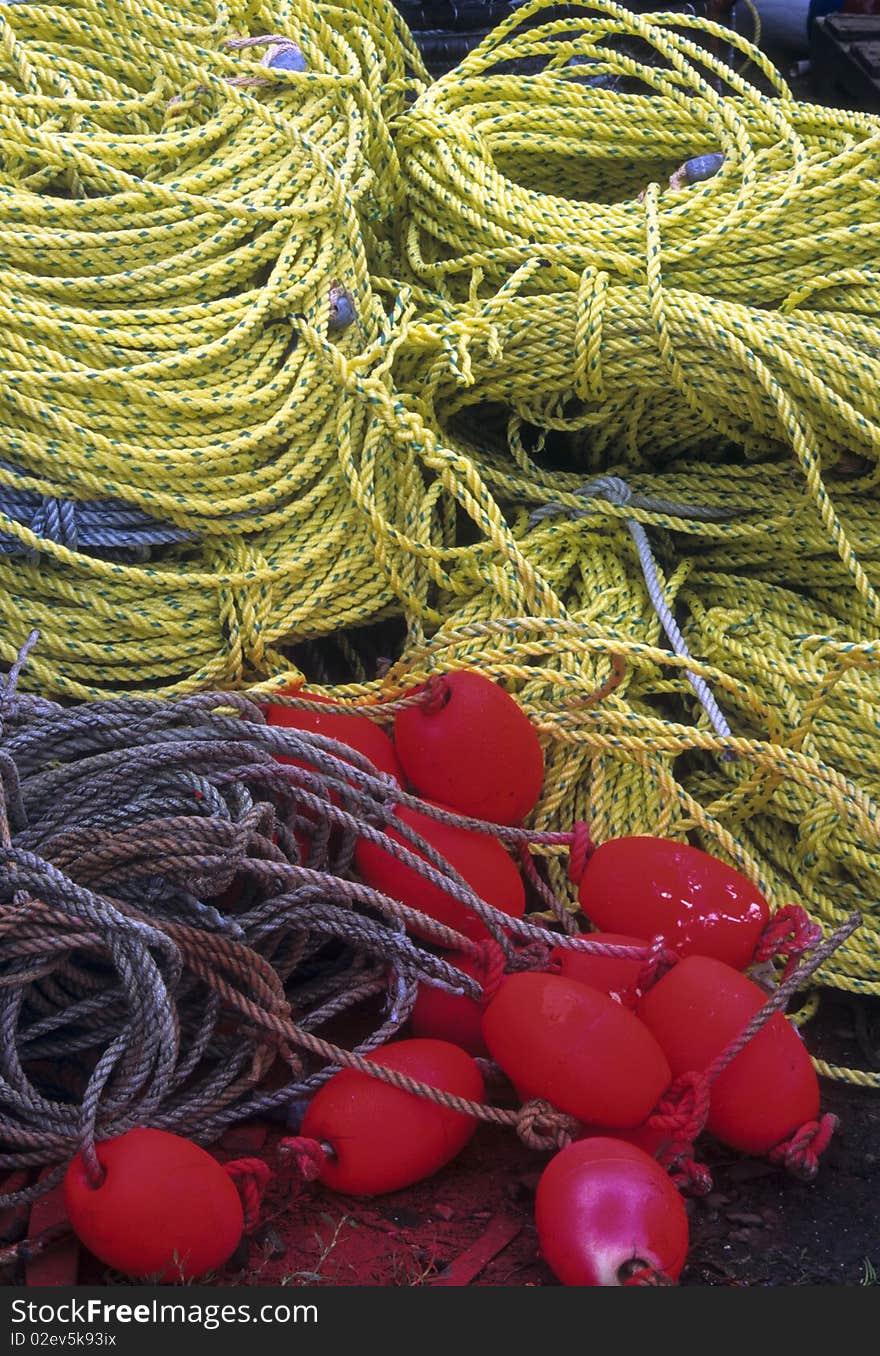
[637,955,819,1154]
[553,932,650,1002]
[535,1137,689,1286]
[354,803,525,943]
[300,1039,484,1195]
[577,836,770,970]
[481,973,671,1129]
[393,670,543,824]
[63,1128,244,1281]
[576,1120,671,1159]
[263,690,403,785]
[410,951,489,1055]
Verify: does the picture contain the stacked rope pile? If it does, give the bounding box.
[0,0,429,693]
[0,0,878,1073]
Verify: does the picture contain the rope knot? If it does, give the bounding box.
[419,674,451,714]
[224,1156,272,1232]
[646,1070,711,1144]
[753,905,824,974]
[514,1099,580,1153]
[277,1135,328,1182]
[768,1113,838,1182]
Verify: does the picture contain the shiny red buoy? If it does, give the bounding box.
[393,670,543,824]
[481,973,671,1129]
[553,932,650,1003]
[63,1128,244,1281]
[354,803,525,943]
[577,837,770,970]
[300,1039,484,1196]
[536,1138,689,1286]
[263,689,403,785]
[637,955,820,1155]
[410,951,489,1056]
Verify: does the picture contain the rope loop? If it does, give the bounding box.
[767,1113,839,1182]
[619,1263,675,1287]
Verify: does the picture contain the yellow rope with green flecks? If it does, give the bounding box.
[0,0,878,1083]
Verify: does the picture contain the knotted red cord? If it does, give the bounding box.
[224,1157,272,1231]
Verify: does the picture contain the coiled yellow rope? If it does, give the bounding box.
[0,0,878,1081]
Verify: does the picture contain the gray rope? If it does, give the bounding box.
[530,475,735,749]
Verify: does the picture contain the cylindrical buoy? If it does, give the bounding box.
[393,670,543,824]
[299,1038,484,1195]
[482,973,671,1129]
[637,955,820,1154]
[63,1128,244,1282]
[577,837,769,970]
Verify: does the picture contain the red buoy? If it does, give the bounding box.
[410,951,489,1056]
[63,1128,244,1281]
[637,955,819,1154]
[393,670,543,824]
[553,932,650,1003]
[300,1039,484,1196]
[481,973,671,1129]
[263,690,403,785]
[536,1138,689,1286]
[577,837,770,970]
[354,803,525,943]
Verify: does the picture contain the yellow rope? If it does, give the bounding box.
[0,0,879,1083]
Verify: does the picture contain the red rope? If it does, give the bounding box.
[277,1136,328,1182]
[620,1264,674,1286]
[567,820,594,885]
[768,1113,838,1182]
[753,905,823,976]
[224,1157,271,1232]
[420,676,451,714]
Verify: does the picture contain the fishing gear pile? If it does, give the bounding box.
[0,0,878,1071]
[0,669,582,1200]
